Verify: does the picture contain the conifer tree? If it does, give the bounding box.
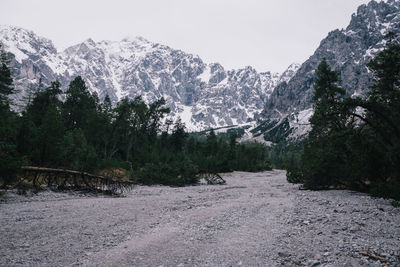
[63,76,96,131]
[24,81,65,166]
[310,58,346,136]
[288,59,347,189]
[170,118,187,152]
[0,43,14,111]
[288,35,400,199]
[0,42,20,185]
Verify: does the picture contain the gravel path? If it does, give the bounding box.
[0,170,399,266]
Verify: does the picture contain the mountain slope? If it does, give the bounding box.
[262,0,400,119]
[0,25,298,131]
[259,0,400,142]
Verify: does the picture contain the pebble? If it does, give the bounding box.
[1,171,399,266]
[307,260,321,267]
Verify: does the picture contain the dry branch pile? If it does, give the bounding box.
[198,171,226,185]
[20,166,136,195]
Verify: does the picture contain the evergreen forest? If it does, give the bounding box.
[0,43,272,188]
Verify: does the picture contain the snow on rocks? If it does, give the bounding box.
[1,25,301,131]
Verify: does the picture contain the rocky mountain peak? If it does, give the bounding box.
[0,25,57,63]
[279,63,301,84]
[0,25,299,131]
[121,35,151,45]
[348,0,400,37]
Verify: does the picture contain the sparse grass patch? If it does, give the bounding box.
[390,200,400,208]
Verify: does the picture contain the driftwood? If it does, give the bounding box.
[359,250,389,263]
[20,166,135,195]
[198,171,226,185]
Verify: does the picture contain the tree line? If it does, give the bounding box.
[287,33,400,200]
[0,43,272,187]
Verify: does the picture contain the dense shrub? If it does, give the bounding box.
[138,158,198,186]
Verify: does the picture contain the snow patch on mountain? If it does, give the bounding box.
[198,65,211,83]
[288,108,313,140]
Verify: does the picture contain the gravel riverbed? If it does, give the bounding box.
[0,170,399,266]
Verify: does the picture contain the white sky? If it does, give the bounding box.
[1,0,370,73]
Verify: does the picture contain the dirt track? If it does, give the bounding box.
[1,170,399,266]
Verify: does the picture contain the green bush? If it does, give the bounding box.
[286,166,304,184]
[370,179,400,201]
[0,148,21,187]
[0,112,21,187]
[138,158,198,186]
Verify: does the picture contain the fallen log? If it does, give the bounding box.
[20,166,136,195]
[22,166,106,179]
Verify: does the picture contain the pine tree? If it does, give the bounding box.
[362,33,400,197]
[310,58,346,136]
[287,35,400,199]
[170,118,187,152]
[0,42,20,185]
[289,59,348,189]
[63,76,96,131]
[24,81,65,167]
[0,42,14,111]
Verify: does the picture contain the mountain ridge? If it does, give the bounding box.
[0,25,299,131]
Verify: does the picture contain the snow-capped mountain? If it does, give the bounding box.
[0,25,298,131]
[259,0,400,142]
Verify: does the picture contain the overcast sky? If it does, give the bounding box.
[2,0,371,73]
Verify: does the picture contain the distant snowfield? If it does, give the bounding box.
[1,170,399,266]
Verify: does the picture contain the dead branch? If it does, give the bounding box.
[359,250,389,263]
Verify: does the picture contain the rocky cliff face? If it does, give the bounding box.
[0,25,298,131]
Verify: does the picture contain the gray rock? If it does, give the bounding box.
[307,260,321,267]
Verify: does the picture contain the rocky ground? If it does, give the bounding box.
[0,170,399,266]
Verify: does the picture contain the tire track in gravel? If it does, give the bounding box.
[80,170,294,266]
